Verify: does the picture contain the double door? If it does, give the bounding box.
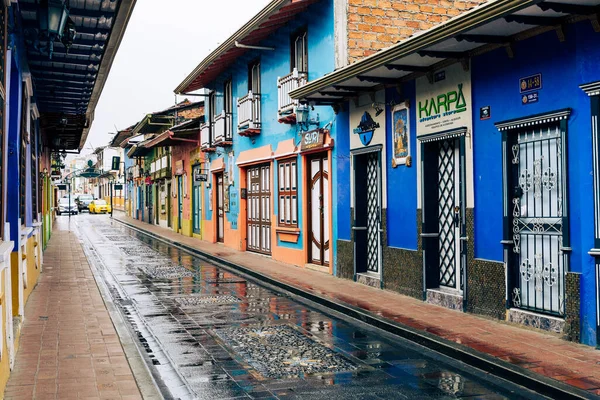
[247,164,271,254]
[308,154,330,266]
[422,137,466,293]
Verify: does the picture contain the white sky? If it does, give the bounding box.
[83,0,271,154]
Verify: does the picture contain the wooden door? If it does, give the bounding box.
[247,164,271,254]
[308,155,329,266]
[217,173,224,242]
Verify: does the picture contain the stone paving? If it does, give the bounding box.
[77,213,540,399]
[114,211,600,396]
[3,221,143,400]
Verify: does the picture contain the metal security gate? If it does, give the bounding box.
[438,139,462,290]
[509,123,566,315]
[308,155,329,266]
[247,164,271,255]
[353,149,382,276]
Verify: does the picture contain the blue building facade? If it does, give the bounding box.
[178,0,342,271]
[291,0,600,347]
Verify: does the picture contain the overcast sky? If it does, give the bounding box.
[83,0,271,154]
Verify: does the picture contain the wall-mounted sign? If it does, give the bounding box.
[194,168,207,184]
[392,103,410,167]
[114,184,123,190]
[174,160,184,176]
[145,176,152,185]
[416,63,472,136]
[56,184,67,190]
[300,129,325,152]
[480,106,491,120]
[520,73,542,93]
[522,92,539,105]
[434,71,445,82]
[353,111,380,146]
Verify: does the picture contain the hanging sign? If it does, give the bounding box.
[519,73,542,93]
[114,184,123,190]
[174,160,184,176]
[480,106,491,120]
[416,63,472,136]
[353,112,380,146]
[193,167,207,184]
[300,129,325,152]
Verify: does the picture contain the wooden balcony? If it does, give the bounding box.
[237,91,261,136]
[277,68,308,124]
[213,111,233,146]
[200,122,215,152]
[151,156,171,180]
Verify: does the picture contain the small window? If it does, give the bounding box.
[224,79,232,114]
[278,158,297,227]
[291,29,307,73]
[209,91,217,123]
[248,60,261,94]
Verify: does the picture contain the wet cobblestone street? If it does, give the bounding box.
[73,215,542,400]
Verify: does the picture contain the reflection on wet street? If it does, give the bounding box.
[71,214,539,400]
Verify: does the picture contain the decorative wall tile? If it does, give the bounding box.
[564,272,581,342]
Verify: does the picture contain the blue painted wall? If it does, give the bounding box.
[7,53,23,241]
[335,107,351,243]
[203,0,336,254]
[472,22,598,345]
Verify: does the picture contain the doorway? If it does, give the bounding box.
[352,149,382,276]
[193,183,201,235]
[167,182,172,228]
[308,154,329,266]
[422,137,466,294]
[246,164,271,254]
[177,176,183,232]
[216,173,224,243]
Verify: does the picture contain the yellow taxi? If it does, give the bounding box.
[89,199,112,214]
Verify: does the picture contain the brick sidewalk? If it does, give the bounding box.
[114,212,600,396]
[4,223,142,399]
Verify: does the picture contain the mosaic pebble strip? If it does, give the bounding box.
[144,265,195,279]
[215,325,357,379]
[103,235,132,242]
[119,247,158,256]
[172,295,240,307]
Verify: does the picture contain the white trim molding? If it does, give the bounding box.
[580,81,600,96]
[417,127,467,143]
[494,109,571,132]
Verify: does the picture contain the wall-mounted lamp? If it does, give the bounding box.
[37,0,72,59]
[296,103,320,132]
[373,103,384,117]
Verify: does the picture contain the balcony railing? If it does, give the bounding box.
[278,68,308,124]
[151,156,171,180]
[213,111,233,146]
[200,122,215,152]
[237,91,261,136]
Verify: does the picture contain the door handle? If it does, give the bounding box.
[352,226,367,231]
[460,236,469,241]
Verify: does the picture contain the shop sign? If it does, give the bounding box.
[522,92,539,105]
[519,73,542,93]
[114,184,123,190]
[416,63,472,136]
[353,112,380,146]
[193,168,207,184]
[300,129,325,152]
[174,160,184,176]
[145,176,152,185]
[480,106,491,120]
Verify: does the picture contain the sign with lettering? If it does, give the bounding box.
[300,129,325,152]
[520,73,542,93]
[416,63,472,136]
[522,92,539,105]
[114,184,123,190]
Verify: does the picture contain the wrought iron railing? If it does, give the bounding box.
[237,91,261,135]
[214,111,233,145]
[278,68,307,119]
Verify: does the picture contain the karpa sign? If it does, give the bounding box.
[416,63,472,136]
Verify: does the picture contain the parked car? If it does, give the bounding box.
[57,197,78,215]
[76,194,94,212]
[89,200,111,214]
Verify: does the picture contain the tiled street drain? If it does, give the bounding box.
[215,325,357,379]
[173,295,240,307]
[144,265,195,279]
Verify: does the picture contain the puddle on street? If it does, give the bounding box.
[76,216,542,400]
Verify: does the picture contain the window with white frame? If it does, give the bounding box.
[278,158,297,227]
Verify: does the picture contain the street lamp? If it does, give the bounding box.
[37,0,70,59]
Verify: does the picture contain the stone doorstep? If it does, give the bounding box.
[507,308,565,335]
[426,288,464,312]
[355,272,381,288]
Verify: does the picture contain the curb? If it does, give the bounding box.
[113,216,597,400]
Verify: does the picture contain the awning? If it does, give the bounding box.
[109,126,136,147]
[130,100,203,135]
[127,138,154,158]
[290,0,600,103]
[143,117,201,149]
[174,0,319,94]
[20,0,137,150]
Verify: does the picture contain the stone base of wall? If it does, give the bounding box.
[564,272,581,342]
[508,308,565,334]
[337,239,354,280]
[356,273,381,288]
